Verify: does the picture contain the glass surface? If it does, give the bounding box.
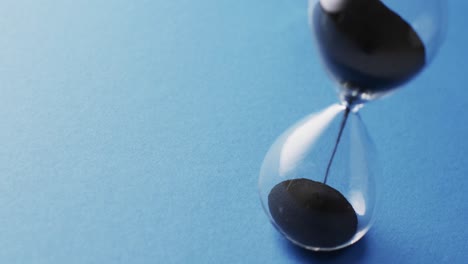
[259,0,447,251]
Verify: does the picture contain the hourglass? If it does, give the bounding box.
[258,0,446,251]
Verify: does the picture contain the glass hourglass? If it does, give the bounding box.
[258,0,446,251]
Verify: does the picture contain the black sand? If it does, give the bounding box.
[268,178,357,248]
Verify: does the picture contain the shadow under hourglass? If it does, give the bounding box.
[277,233,368,264]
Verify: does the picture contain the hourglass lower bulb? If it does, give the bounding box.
[259,104,377,251]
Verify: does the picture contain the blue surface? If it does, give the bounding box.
[0,0,466,263]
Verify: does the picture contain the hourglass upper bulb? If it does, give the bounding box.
[309,0,447,104]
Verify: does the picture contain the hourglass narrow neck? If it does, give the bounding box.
[340,91,365,113]
[324,105,351,184]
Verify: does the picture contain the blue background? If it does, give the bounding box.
[0,0,466,263]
